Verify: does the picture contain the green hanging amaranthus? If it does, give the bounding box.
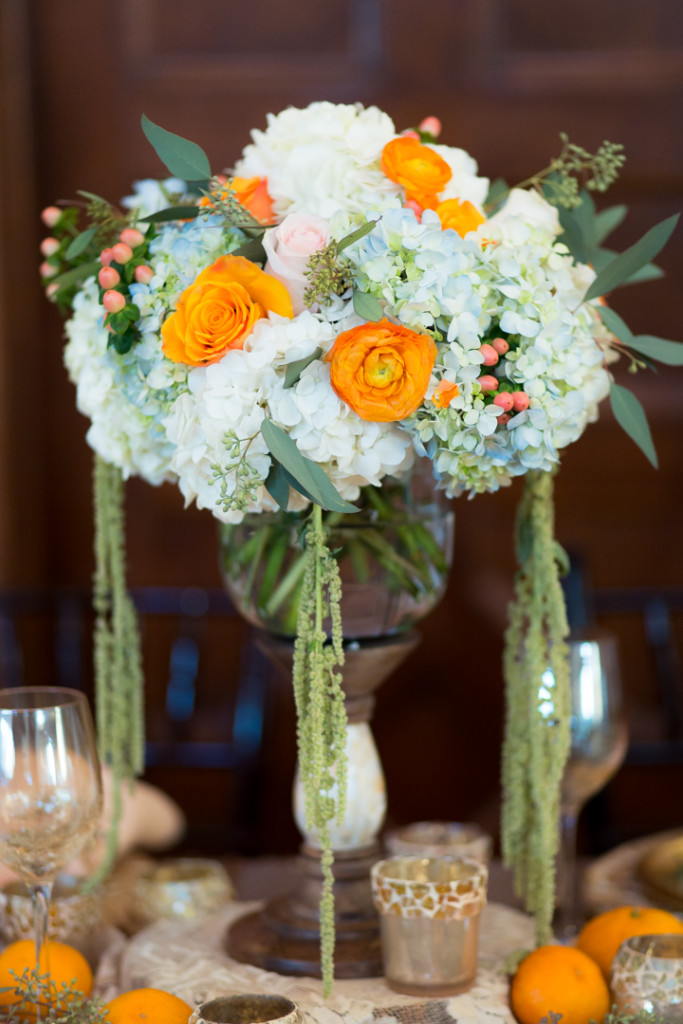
[501,467,571,944]
[92,455,145,879]
[292,503,348,998]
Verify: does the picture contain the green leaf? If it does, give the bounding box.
[593,204,627,244]
[558,206,590,263]
[141,113,211,181]
[261,419,358,513]
[284,347,323,389]
[50,259,100,289]
[610,382,658,468]
[484,177,509,213]
[353,289,384,322]
[264,461,290,511]
[140,205,200,223]
[64,227,96,260]
[626,334,683,365]
[230,236,267,262]
[336,219,378,254]
[584,213,679,301]
[598,306,633,342]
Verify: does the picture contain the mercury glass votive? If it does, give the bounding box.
[385,821,492,864]
[371,856,488,996]
[189,995,302,1024]
[133,858,234,924]
[0,874,101,944]
[611,934,683,1022]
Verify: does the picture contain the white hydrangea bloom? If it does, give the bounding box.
[234,102,403,219]
[63,280,175,484]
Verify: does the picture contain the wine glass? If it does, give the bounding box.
[0,687,103,1015]
[555,635,628,938]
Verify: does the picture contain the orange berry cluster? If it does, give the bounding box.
[475,333,529,425]
[96,228,154,353]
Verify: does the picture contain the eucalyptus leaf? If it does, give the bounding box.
[598,306,633,342]
[264,461,290,511]
[51,260,100,288]
[626,335,683,365]
[65,227,96,260]
[558,207,590,263]
[141,114,211,182]
[261,420,358,513]
[484,177,509,213]
[77,190,111,205]
[336,219,378,254]
[623,262,664,285]
[230,236,267,262]
[610,382,658,468]
[353,289,384,322]
[140,205,200,224]
[584,213,679,301]
[593,204,627,244]
[284,347,323,389]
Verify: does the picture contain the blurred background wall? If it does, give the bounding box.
[0,0,682,856]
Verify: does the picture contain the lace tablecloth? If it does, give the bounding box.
[95,900,533,1024]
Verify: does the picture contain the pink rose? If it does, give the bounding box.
[263,213,330,315]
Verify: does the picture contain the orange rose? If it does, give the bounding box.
[199,176,276,225]
[162,255,293,366]
[435,198,485,237]
[381,137,452,207]
[327,319,437,422]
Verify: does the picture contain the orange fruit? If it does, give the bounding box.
[0,938,93,1019]
[577,904,683,977]
[105,987,194,1024]
[510,944,610,1024]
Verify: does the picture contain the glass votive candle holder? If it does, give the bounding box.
[133,857,234,925]
[0,874,101,944]
[371,855,488,996]
[611,933,683,1021]
[384,821,492,864]
[189,995,302,1024]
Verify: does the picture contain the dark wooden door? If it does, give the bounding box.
[1,0,682,851]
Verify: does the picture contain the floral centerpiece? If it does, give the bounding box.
[41,101,681,993]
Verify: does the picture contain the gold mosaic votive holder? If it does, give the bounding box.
[133,857,234,925]
[611,933,683,1021]
[0,875,101,945]
[385,821,492,865]
[371,856,488,996]
[189,995,302,1024]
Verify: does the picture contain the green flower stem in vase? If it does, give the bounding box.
[222,470,454,989]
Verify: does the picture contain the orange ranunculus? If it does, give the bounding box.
[381,137,452,207]
[199,176,277,225]
[432,379,460,409]
[435,198,485,237]
[326,319,437,422]
[161,255,293,366]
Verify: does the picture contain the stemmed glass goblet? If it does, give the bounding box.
[555,635,628,938]
[0,687,103,1017]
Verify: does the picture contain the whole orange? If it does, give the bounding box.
[577,905,683,977]
[0,938,93,1020]
[105,987,194,1024]
[510,945,610,1024]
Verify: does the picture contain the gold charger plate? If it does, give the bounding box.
[638,832,683,907]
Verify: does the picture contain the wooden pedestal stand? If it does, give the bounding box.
[226,631,420,979]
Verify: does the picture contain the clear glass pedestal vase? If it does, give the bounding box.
[220,476,455,979]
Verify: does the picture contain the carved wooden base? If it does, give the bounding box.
[226,843,383,979]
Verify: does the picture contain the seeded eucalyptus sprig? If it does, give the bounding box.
[1,967,109,1024]
[304,219,378,308]
[515,133,625,209]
